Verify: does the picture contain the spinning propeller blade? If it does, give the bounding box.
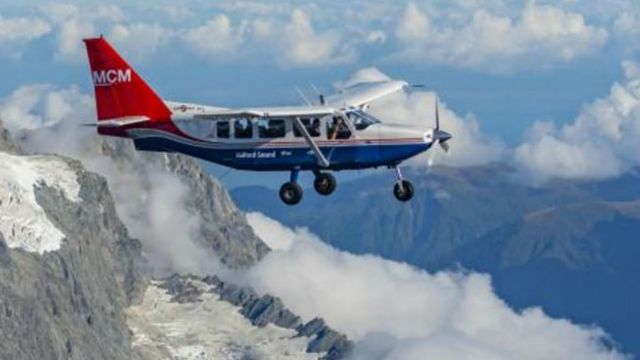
[432,96,452,153]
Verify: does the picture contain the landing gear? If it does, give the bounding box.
[280,169,303,205]
[392,165,414,202]
[313,171,336,196]
[280,182,303,205]
[278,169,338,205]
[393,180,414,202]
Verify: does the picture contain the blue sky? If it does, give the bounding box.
[1,0,640,185]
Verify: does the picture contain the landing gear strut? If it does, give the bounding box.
[313,171,336,196]
[280,169,303,205]
[392,165,414,202]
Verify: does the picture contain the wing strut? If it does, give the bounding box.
[293,117,330,168]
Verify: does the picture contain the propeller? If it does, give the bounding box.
[432,97,452,153]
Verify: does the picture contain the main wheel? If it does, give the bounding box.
[279,182,303,205]
[313,172,337,195]
[393,180,414,202]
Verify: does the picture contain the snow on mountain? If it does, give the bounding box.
[0,152,80,254]
[127,279,320,360]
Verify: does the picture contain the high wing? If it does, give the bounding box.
[193,105,336,120]
[325,80,408,108]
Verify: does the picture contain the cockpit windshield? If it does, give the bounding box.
[346,110,381,130]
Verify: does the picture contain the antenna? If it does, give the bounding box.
[310,84,326,105]
[435,96,440,131]
[295,87,312,106]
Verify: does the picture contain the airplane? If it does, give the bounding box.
[82,36,452,205]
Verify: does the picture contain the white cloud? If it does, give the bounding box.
[0,16,50,43]
[56,18,95,60]
[277,9,353,66]
[514,61,640,182]
[184,15,245,57]
[0,85,92,132]
[1,1,626,70]
[243,213,625,360]
[184,9,353,67]
[109,22,171,57]
[394,2,608,71]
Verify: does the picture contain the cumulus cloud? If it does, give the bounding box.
[0,85,223,276]
[184,9,353,66]
[37,3,170,61]
[514,61,640,182]
[184,15,246,57]
[108,22,172,57]
[276,9,353,66]
[0,15,51,58]
[0,85,92,132]
[394,2,608,71]
[243,212,625,360]
[0,1,627,71]
[0,16,51,44]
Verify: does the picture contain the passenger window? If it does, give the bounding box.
[216,121,230,138]
[327,117,351,140]
[234,119,253,138]
[293,118,321,137]
[258,119,286,138]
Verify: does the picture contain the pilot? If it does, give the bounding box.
[329,117,349,140]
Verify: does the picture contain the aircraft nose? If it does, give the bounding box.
[434,129,452,142]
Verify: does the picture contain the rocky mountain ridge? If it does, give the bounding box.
[154,274,352,360]
[1,119,352,359]
[0,119,147,359]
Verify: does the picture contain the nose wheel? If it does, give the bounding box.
[392,165,414,202]
[393,180,414,201]
[313,171,336,195]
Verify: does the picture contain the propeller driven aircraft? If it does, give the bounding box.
[83,37,452,205]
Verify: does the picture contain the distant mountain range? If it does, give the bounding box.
[231,165,640,356]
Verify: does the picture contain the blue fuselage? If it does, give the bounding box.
[130,128,432,171]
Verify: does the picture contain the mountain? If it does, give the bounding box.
[231,165,640,356]
[0,119,147,359]
[0,120,352,359]
[18,125,269,270]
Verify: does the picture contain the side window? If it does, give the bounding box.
[327,117,351,140]
[293,118,321,137]
[258,119,286,138]
[216,121,230,138]
[234,119,253,139]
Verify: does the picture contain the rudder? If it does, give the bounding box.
[83,37,171,122]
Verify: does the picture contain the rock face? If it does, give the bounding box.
[156,274,353,360]
[19,128,269,270]
[0,117,22,154]
[0,151,147,359]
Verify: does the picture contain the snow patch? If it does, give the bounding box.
[0,152,80,254]
[127,282,318,360]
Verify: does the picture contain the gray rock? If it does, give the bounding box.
[0,155,147,360]
[297,318,352,359]
[162,274,353,359]
[0,118,23,154]
[37,133,270,269]
[157,273,204,303]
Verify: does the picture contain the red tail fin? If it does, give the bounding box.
[83,37,171,121]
